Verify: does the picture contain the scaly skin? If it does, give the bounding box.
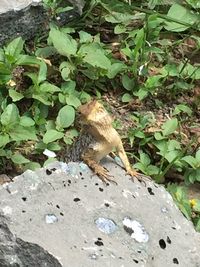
[78,100,144,184]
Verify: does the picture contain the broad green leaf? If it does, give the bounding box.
[122,74,135,91]
[39,82,60,93]
[79,31,93,43]
[147,165,159,175]
[162,118,178,136]
[10,126,37,141]
[164,4,198,32]
[182,155,197,168]
[114,24,127,34]
[16,55,41,65]
[44,158,57,166]
[140,152,151,166]
[5,37,24,58]
[11,153,30,164]
[0,134,10,147]
[20,116,35,127]
[32,93,51,105]
[35,46,57,57]
[173,104,192,116]
[65,95,81,108]
[9,89,24,102]
[43,129,64,144]
[107,62,126,79]
[121,93,133,103]
[196,150,200,161]
[56,105,75,129]
[83,50,111,70]
[49,27,77,56]
[0,104,20,127]
[38,60,47,84]
[24,162,41,171]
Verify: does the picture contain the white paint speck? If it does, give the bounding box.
[2,206,12,215]
[43,149,56,158]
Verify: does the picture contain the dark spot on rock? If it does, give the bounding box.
[81,177,84,180]
[46,169,52,175]
[56,205,60,209]
[106,182,109,186]
[95,183,99,186]
[22,197,27,202]
[167,236,171,244]
[119,256,123,260]
[133,259,139,263]
[79,172,82,176]
[105,203,110,207]
[159,239,166,249]
[94,240,104,246]
[132,194,136,198]
[123,225,134,235]
[60,212,64,216]
[51,168,56,172]
[97,237,102,240]
[73,197,81,202]
[84,185,87,187]
[68,179,71,184]
[172,226,176,230]
[22,210,26,213]
[99,188,104,192]
[173,258,179,264]
[147,187,155,195]
[137,250,141,254]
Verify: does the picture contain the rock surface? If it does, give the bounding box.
[0,159,200,267]
[0,0,85,46]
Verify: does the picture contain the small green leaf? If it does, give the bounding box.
[49,27,77,56]
[5,37,24,58]
[9,89,24,102]
[79,31,93,43]
[107,63,126,79]
[0,104,20,127]
[24,162,41,171]
[10,126,37,141]
[11,153,30,164]
[20,116,35,127]
[83,50,111,70]
[43,129,64,144]
[121,93,133,103]
[162,118,178,136]
[182,155,197,168]
[39,82,60,93]
[0,134,10,147]
[173,104,192,116]
[122,75,134,91]
[56,105,75,129]
[140,152,151,166]
[66,95,81,108]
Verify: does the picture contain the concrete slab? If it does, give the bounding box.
[0,159,200,266]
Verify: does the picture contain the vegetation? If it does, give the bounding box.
[0,0,200,229]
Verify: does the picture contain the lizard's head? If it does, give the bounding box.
[78,99,112,125]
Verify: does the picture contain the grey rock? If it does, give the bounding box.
[0,0,85,46]
[0,214,62,267]
[0,159,200,266]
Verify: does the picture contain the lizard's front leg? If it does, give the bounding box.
[81,145,117,185]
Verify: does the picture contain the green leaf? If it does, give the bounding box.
[122,75,134,91]
[173,104,192,116]
[39,82,61,93]
[49,27,77,56]
[43,129,64,144]
[10,126,37,141]
[107,62,126,79]
[83,50,111,70]
[162,118,178,136]
[20,116,35,127]
[0,104,20,127]
[11,153,30,164]
[140,152,151,166]
[65,95,81,108]
[79,31,93,43]
[38,60,47,84]
[56,105,75,129]
[32,93,51,105]
[121,93,133,103]
[196,150,200,161]
[24,162,41,171]
[0,134,10,147]
[164,4,198,32]
[5,37,24,58]
[182,155,197,168]
[9,89,24,102]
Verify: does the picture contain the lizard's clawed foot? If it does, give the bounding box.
[126,169,149,186]
[93,165,117,185]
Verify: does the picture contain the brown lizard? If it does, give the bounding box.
[65,99,144,184]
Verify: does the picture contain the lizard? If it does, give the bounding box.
[65,99,144,184]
